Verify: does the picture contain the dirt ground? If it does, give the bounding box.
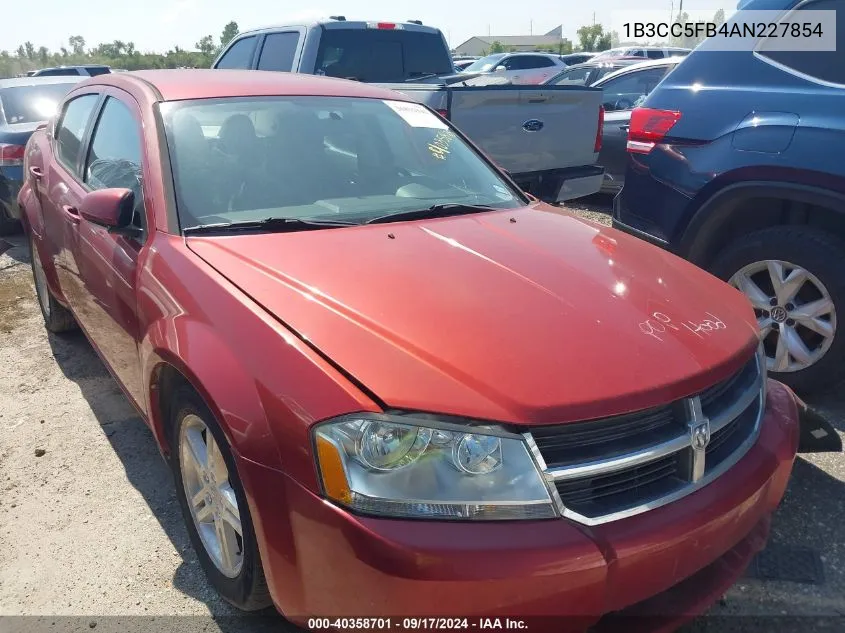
[1,203,844,631]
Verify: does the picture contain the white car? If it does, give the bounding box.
[460,52,566,84]
[593,46,690,60]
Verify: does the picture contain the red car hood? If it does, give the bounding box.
[186,204,759,425]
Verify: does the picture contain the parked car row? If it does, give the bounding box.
[17,67,813,631]
[9,3,842,629]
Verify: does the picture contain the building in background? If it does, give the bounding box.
[453,26,570,56]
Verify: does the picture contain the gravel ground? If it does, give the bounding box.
[1,204,843,632]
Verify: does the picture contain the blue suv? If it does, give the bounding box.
[614,0,845,393]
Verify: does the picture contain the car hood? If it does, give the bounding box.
[186,204,759,425]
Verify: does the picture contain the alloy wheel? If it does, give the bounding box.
[730,259,836,373]
[179,414,244,578]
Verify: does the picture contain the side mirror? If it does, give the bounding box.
[79,188,136,232]
[494,65,507,72]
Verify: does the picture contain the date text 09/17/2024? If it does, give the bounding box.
[307,618,529,630]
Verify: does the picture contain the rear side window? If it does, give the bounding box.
[216,36,257,69]
[646,50,664,59]
[257,32,300,71]
[56,94,98,173]
[550,66,591,85]
[599,67,670,111]
[85,97,146,230]
[37,68,81,76]
[757,0,845,85]
[86,67,111,76]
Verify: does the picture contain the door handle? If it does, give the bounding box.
[29,166,43,179]
[619,124,630,132]
[62,204,80,224]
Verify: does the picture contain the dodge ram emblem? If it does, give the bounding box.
[691,421,711,450]
[522,119,544,132]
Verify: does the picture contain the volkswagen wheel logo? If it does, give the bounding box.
[522,119,544,132]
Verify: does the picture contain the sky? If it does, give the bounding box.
[6,0,739,54]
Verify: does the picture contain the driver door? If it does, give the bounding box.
[64,88,148,411]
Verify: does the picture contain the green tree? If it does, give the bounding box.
[610,30,620,48]
[68,35,86,55]
[38,46,49,65]
[220,21,239,48]
[489,40,506,53]
[576,24,611,52]
[196,35,216,57]
[15,45,26,59]
[24,42,36,60]
[713,9,726,26]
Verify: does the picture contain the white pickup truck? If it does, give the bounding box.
[211,18,604,202]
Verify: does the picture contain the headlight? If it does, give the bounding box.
[314,414,556,520]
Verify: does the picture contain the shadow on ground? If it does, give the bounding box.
[46,330,295,632]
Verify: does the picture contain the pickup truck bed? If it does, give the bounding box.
[384,83,604,201]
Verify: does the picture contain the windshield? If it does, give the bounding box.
[0,83,77,125]
[463,54,506,73]
[316,29,454,82]
[161,96,524,230]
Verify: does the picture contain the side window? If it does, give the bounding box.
[646,49,664,59]
[84,97,146,231]
[600,67,669,111]
[39,68,82,76]
[216,36,257,69]
[501,57,519,70]
[56,94,99,173]
[757,0,845,85]
[534,57,556,68]
[551,66,591,85]
[86,67,111,76]
[257,32,300,71]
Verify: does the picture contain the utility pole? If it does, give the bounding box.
[592,12,596,25]
[530,20,533,35]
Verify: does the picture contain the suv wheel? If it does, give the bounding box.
[710,226,845,394]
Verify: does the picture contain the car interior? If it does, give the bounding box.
[164,99,518,227]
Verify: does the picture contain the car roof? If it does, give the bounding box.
[592,56,685,85]
[77,69,418,103]
[239,19,441,36]
[0,76,85,89]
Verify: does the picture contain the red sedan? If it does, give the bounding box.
[18,70,800,629]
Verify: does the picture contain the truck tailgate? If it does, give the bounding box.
[380,83,604,201]
[448,86,602,174]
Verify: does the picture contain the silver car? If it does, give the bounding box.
[461,52,566,84]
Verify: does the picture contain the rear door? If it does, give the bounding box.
[255,30,304,71]
[45,91,100,294]
[65,88,147,409]
[448,85,602,174]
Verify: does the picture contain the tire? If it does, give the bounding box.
[710,226,845,394]
[169,386,272,611]
[0,206,22,236]
[29,235,77,333]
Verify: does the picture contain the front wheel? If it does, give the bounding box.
[169,387,272,611]
[710,226,845,394]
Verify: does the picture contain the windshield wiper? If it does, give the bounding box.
[365,203,496,225]
[183,217,357,235]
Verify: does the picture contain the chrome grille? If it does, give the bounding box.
[526,354,765,526]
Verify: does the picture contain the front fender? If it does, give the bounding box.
[143,319,282,469]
